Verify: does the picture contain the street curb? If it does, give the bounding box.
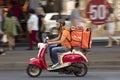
[0,40,119,70]
[0,61,120,70]
[0,40,108,47]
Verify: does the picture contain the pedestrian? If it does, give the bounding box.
[3,9,22,50]
[0,6,3,33]
[105,7,120,48]
[0,47,5,55]
[23,0,41,13]
[70,2,90,27]
[29,0,41,13]
[9,1,24,22]
[27,9,40,50]
[36,7,45,42]
[0,6,5,54]
[48,19,71,68]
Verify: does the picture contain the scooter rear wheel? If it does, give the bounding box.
[27,64,42,77]
[73,63,88,77]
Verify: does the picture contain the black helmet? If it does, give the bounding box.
[56,19,65,26]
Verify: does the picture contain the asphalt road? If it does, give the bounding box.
[0,45,120,70]
[0,69,120,80]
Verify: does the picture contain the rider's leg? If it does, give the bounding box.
[50,46,70,65]
[48,44,58,63]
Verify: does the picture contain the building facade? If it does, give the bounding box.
[63,0,120,37]
[0,0,120,39]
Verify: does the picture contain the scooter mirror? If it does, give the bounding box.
[42,33,49,43]
[46,37,49,40]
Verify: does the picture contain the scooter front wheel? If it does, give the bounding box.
[27,64,42,77]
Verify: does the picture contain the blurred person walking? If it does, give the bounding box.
[27,9,40,50]
[36,7,45,42]
[0,7,5,55]
[3,10,22,50]
[28,0,41,13]
[70,2,90,27]
[9,0,24,21]
[70,2,81,27]
[0,6,3,32]
[23,0,41,13]
[0,47,5,55]
[105,7,120,48]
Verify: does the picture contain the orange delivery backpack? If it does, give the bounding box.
[69,26,92,49]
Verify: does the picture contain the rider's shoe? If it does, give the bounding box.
[51,63,60,68]
[47,62,71,70]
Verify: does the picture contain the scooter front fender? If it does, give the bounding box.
[28,58,42,68]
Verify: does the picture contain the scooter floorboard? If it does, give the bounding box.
[47,63,71,71]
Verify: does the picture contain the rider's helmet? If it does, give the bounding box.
[56,19,65,26]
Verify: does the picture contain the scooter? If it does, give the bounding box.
[26,35,88,77]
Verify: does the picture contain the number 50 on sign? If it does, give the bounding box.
[86,0,110,25]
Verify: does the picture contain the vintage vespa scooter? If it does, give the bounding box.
[26,34,88,77]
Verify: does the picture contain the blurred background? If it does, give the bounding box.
[0,0,120,42]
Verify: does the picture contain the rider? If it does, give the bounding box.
[48,19,71,68]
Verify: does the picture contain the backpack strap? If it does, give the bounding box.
[65,28,74,51]
[63,28,73,50]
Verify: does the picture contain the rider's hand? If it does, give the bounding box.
[47,41,50,44]
[47,41,53,45]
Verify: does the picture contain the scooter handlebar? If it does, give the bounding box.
[38,35,49,48]
[38,43,47,48]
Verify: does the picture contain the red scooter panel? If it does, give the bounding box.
[29,58,42,68]
[63,53,86,63]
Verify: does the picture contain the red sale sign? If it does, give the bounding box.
[86,0,111,25]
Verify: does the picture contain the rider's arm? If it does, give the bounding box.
[48,35,66,45]
[48,33,61,42]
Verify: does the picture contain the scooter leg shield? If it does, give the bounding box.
[29,58,42,68]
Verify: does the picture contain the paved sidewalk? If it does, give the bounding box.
[0,46,120,70]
